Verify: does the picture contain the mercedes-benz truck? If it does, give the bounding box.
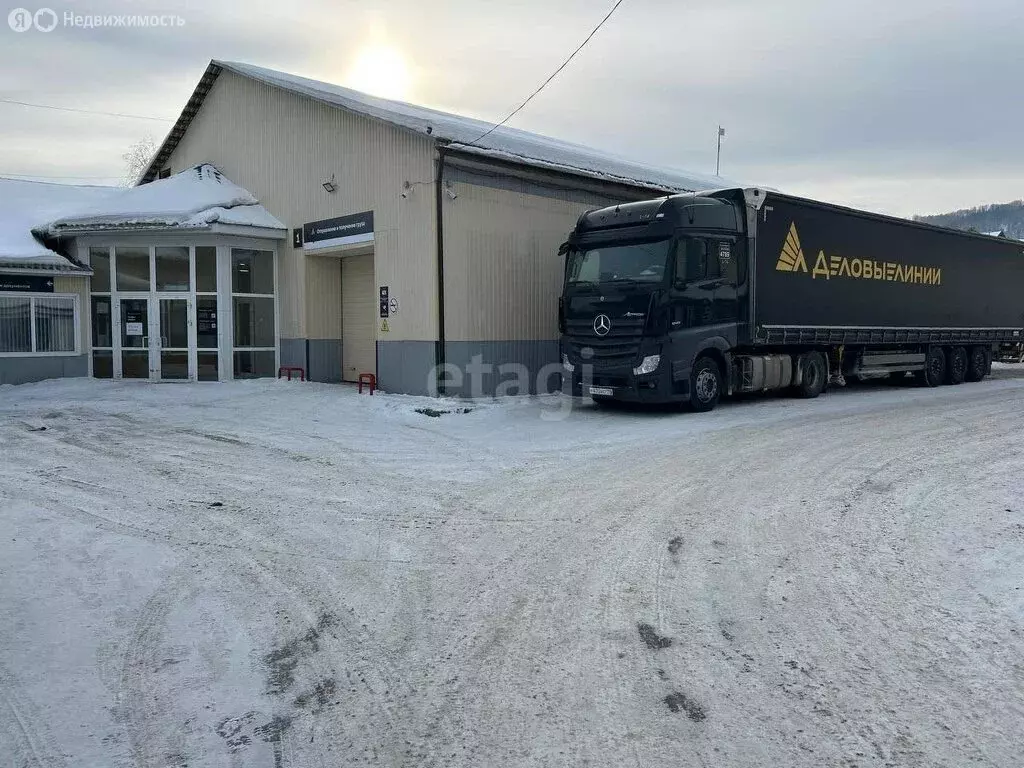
[559,189,1024,411]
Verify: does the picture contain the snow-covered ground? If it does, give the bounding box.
[2,373,1023,767]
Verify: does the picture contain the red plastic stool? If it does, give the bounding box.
[277,366,305,381]
[358,373,376,394]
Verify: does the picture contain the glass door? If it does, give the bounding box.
[120,297,151,379]
[158,297,190,380]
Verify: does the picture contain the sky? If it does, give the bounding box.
[1,0,1021,216]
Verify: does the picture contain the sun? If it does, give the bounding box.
[346,46,412,100]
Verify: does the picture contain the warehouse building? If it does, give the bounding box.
[2,59,727,394]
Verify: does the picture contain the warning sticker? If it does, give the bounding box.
[380,319,390,333]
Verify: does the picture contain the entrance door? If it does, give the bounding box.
[120,297,151,378]
[342,253,376,382]
[158,297,191,380]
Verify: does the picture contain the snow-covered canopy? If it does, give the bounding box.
[36,164,286,235]
[207,61,735,193]
[0,177,117,271]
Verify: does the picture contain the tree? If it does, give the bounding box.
[122,135,158,187]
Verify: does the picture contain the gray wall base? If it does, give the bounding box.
[308,339,342,383]
[442,340,560,397]
[279,337,307,371]
[0,355,88,385]
[377,340,437,396]
[279,338,342,383]
[284,339,560,396]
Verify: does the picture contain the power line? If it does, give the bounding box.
[0,171,121,180]
[461,0,628,148]
[0,97,175,122]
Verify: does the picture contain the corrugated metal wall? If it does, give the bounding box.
[165,71,438,343]
[441,173,621,342]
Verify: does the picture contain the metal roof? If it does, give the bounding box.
[142,60,735,194]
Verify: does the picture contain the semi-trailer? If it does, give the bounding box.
[559,189,1024,411]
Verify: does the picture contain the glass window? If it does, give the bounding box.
[116,246,150,291]
[90,247,111,292]
[233,297,275,347]
[0,296,31,352]
[120,299,148,349]
[91,296,112,347]
[197,297,218,349]
[196,246,217,292]
[232,249,274,294]
[93,350,113,378]
[675,238,709,283]
[705,240,722,280]
[155,247,190,291]
[233,350,276,379]
[198,352,219,382]
[35,297,75,352]
[567,240,670,285]
[159,299,188,348]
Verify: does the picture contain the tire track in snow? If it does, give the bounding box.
[0,663,67,768]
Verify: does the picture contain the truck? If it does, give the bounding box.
[558,188,1024,411]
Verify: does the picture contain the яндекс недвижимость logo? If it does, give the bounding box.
[8,7,57,31]
[775,221,942,286]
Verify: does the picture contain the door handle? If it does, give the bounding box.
[142,335,148,347]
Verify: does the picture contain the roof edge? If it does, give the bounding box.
[140,62,223,184]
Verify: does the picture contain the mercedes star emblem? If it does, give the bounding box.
[593,314,611,336]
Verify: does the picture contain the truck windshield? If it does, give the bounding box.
[566,239,670,285]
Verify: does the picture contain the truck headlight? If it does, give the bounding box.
[562,353,575,372]
[633,355,661,375]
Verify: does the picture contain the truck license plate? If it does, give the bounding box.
[589,386,614,397]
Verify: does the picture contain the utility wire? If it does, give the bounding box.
[0,97,175,122]
[460,0,628,148]
[0,171,120,180]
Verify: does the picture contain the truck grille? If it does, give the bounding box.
[566,316,645,369]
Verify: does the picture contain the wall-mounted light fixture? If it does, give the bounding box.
[322,174,337,193]
[445,180,457,200]
[400,180,413,199]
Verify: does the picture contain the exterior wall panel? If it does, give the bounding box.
[441,174,621,343]
[54,274,89,353]
[165,71,438,346]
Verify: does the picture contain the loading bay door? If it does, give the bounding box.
[341,253,376,383]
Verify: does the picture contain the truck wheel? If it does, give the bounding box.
[689,357,722,412]
[916,346,945,387]
[945,346,967,385]
[795,351,827,399]
[965,346,987,382]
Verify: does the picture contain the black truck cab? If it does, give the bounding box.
[560,192,749,405]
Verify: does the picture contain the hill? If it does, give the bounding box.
[915,200,1024,238]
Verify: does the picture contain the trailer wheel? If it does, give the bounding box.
[795,351,827,399]
[916,346,945,387]
[945,346,967,385]
[689,356,722,412]
[965,346,987,382]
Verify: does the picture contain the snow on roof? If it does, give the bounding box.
[0,177,117,270]
[38,164,286,235]
[212,61,734,193]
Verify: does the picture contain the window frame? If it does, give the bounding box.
[229,247,277,380]
[0,292,81,357]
